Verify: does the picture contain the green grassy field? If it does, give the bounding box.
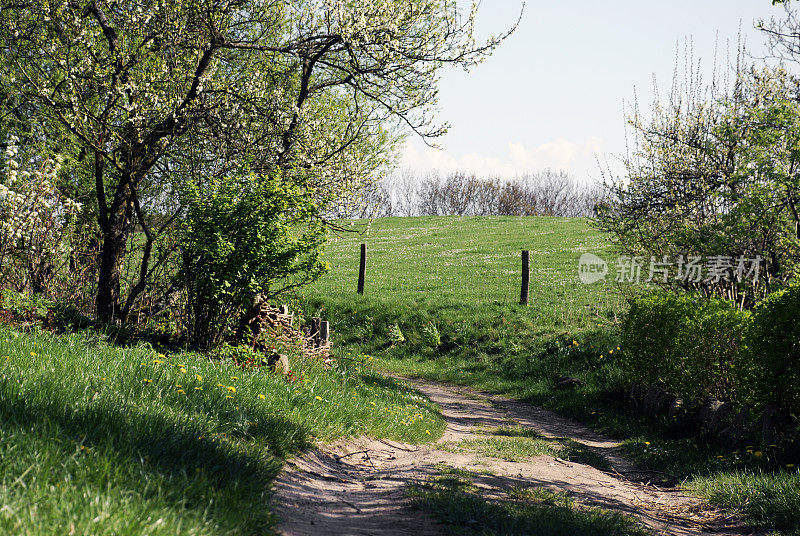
[307,215,800,536]
[305,216,631,428]
[3,215,798,535]
[0,325,444,535]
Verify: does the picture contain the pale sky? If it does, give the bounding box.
[401,1,790,184]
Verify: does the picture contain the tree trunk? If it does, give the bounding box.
[96,188,134,323]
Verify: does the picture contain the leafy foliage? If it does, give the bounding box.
[741,284,800,418]
[0,0,515,323]
[620,291,750,406]
[0,138,82,294]
[595,67,800,305]
[180,171,328,348]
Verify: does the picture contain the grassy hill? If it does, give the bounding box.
[305,216,631,427]
[311,215,623,329]
[307,215,800,535]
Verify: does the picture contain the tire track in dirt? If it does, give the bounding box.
[273,378,757,536]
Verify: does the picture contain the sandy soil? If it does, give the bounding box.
[272,378,757,536]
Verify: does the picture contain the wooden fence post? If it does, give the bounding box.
[311,317,321,347]
[319,321,330,347]
[520,250,530,306]
[357,243,366,295]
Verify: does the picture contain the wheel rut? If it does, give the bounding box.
[273,378,757,536]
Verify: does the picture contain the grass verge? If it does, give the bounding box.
[445,426,610,471]
[0,324,444,535]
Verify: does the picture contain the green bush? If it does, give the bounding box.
[742,284,800,418]
[180,170,328,348]
[1,288,53,320]
[621,291,750,405]
[421,320,441,348]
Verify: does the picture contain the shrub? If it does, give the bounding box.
[180,170,328,348]
[388,322,405,344]
[421,320,441,348]
[621,291,750,406]
[0,137,82,295]
[742,284,800,418]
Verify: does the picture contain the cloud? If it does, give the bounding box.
[401,137,606,181]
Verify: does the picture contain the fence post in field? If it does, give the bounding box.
[319,321,330,347]
[311,317,321,347]
[520,250,530,306]
[357,243,367,295]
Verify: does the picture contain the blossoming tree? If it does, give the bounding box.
[0,0,518,323]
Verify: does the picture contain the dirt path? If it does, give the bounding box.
[273,378,755,536]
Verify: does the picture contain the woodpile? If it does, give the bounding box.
[237,294,331,367]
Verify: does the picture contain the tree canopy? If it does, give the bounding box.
[0,0,518,323]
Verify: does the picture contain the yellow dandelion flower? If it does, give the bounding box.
[232,376,239,380]
[195,387,203,391]
[29,352,37,357]
[143,379,152,384]
[315,396,322,401]
[177,389,185,394]
[226,395,234,399]
[426,430,431,435]
[180,368,187,374]
[196,375,202,381]
[258,394,266,400]
[754,451,763,458]
[227,386,236,393]
[153,359,163,364]
[157,354,166,358]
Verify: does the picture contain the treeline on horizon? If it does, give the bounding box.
[334,168,602,220]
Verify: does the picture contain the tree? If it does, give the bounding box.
[0,1,518,322]
[594,64,800,305]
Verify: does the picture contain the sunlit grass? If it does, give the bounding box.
[689,470,800,534]
[0,325,444,535]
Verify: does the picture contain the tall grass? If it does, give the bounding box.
[0,325,444,535]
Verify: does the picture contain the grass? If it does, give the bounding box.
[689,471,800,534]
[306,216,632,430]
[447,426,610,471]
[0,323,445,535]
[307,215,800,535]
[406,464,648,536]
